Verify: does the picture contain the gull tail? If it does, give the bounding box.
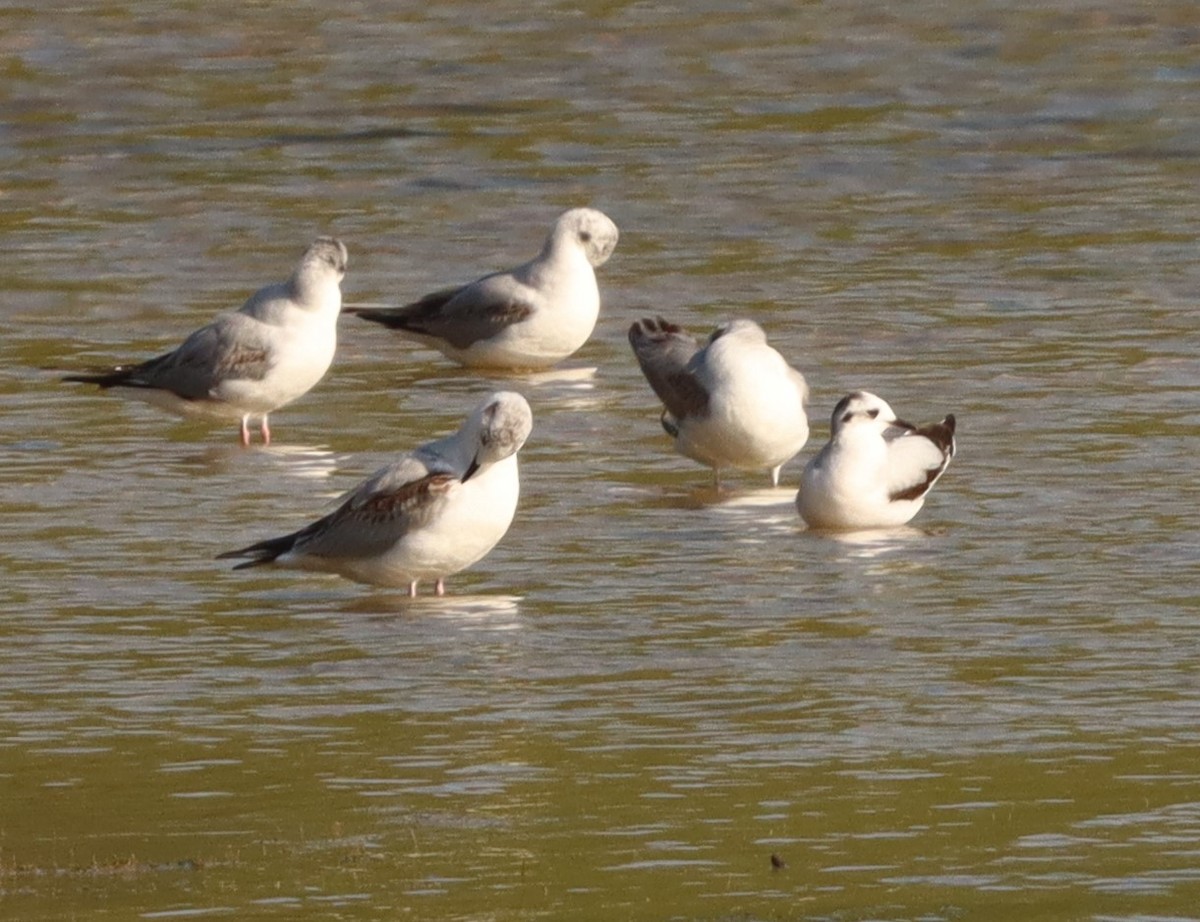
[217,532,299,570]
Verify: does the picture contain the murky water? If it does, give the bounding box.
[3,1,1200,919]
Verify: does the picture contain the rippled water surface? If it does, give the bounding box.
[3,1,1200,919]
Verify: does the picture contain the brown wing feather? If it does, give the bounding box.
[628,316,709,420]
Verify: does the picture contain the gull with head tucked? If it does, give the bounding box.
[64,237,348,446]
[796,390,956,531]
[219,391,533,597]
[352,207,618,370]
[628,316,809,488]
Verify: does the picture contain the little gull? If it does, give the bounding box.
[218,391,533,596]
[65,237,347,446]
[628,316,809,488]
[351,208,618,369]
[796,390,956,530]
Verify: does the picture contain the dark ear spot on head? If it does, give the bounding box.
[579,231,592,243]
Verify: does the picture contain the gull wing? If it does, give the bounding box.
[220,456,458,567]
[65,312,273,399]
[354,272,535,350]
[628,317,710,420]
[887,416,956,502]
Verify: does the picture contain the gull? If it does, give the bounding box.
[351,207,618,369]
[218,391,533,596]
[64,237,348,446]
[796,390,956,530]
[628,316,809,488]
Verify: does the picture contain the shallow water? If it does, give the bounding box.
[3,1,1200,919]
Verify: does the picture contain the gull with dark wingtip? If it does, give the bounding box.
[351,208,618,370]
[796,390,956,530]
[628,316,809,488]
[64,237,348,446]
[219,391,533,597]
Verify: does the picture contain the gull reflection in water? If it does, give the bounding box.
[336,592,523,624]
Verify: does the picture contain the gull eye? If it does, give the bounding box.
[842,412,853,423]
[579,231,592,243]
[867,408,880,419]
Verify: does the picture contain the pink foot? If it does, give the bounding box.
[435,578,445,596]
[407,581,418,598]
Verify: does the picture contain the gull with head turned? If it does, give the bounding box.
[219,391,533,597]
[352,208,618,370]
[629,316,809,488]
[796,390,956,531]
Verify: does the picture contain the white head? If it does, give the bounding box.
[460,391,534,481]
[705,318,768,349]
[544,208,619,267]
[828,391,912,440]
[291,236,348,305]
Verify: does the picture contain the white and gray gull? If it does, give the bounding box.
[219,391,533,597]
[64,237,348,446]
[628,316,809,488]
[796,390,956,530]
[352,208,618,370]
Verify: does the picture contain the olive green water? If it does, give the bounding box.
[3,1,1200,919]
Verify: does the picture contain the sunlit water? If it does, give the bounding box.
[3,2,1200,919]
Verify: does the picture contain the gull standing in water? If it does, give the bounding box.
[628,316,809,488]
[64,237,348,446]
[351,208,618,370]
[219,391,533,597]
[796,390,956,530]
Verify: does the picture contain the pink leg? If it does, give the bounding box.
[260,415,271,446]
[435,578,445,596]
[239,416,251,447]
[408,581,418,598]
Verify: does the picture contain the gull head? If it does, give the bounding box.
[829,391,907,439]
[706,318,768,348]
[548,208,619,268]
[300,236,349,280]
[290,236,348,310]
[461,391,533,481]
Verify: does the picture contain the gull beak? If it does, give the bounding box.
[461,457,481,483]
[890,417,917,432]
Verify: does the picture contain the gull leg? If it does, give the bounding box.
[435,578,445,596]
[712,466,722,491]
[260,415,271,446]
[408,580,418,598]
[770,465,781,488]
[239,415,251,447]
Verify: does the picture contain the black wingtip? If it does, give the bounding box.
[628,316,682,345]
[217,533,296,569]
[351,307,409,329]
[919,415,957,455]
[62,366,137,388]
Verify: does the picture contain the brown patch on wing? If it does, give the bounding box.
[350,472,458,526]
[212,344,271,382]
[889,415,956,502]
[919,414,956,455]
